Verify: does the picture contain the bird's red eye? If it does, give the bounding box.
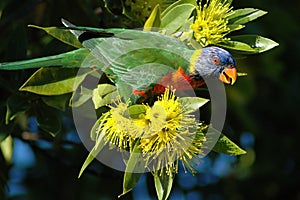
[212,57,219,64]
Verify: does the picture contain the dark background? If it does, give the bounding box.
[0,0,299,199]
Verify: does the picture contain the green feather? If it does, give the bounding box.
[0,48,90,70]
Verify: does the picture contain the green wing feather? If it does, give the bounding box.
[0,19,196,93]
[0,48,91,70]
[62,19,194,90]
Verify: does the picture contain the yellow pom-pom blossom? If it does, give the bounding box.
[96,90,206,174]
[140,88,205,174]
[97,99,144,150]
[190,0,233,46]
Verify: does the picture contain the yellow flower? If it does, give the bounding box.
[95,90,206,174]
[97,98,144,150]
[140,88,204,174]
[190,0,233,46]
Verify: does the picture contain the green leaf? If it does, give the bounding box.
[36,105,62,136]
[161,0,197,17]
[0,130,9,143]
[19,68,93,95]
[0,107,14,142]
[70,86,93,107]
[0,135,13,164]
[0,1,4,19]
[92,84,117,109]
[144,4,161,31]
[120,141,145,197]
[5,95,30,124]
[78,132,106,178]
[228,24,245,32]
[220,35,279,54]
[42,94,71,111]
[225,0,233,5]
[154,169,174,200]
[161,3,196,35]
[228,8,267,25]
[208,128,246,155]
[178,97,209,112]
[90,115,103,141]
[125,105,147,119]
[219,40,256,53]
[28,25,82,48]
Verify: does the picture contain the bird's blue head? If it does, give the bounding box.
[190,46,237,85]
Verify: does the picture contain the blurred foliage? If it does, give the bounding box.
[0,0,299,199]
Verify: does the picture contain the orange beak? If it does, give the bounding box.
[219,68,237,85]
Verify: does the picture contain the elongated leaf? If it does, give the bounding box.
[228,24,245,32]
[154,169,174,200]
[19,68,93,95]
[228,8,267,25]
[5,95,30,124]
[161,4,195,35]
[0,107,14,142]
[178,97,209,112]
[42,94,71,111]
[36,105,62,136]
[0,136,13,164]
[78,133,106,178]
[70,86,93,107]
[144,4,161,31]
[161,0,196,17]
[220,35,279,54]
[28,25,82,48]
[207,128,246,155]
[120,141,145,197]
[90,115,104,141]
[0,1,4,19]
[219,40,256,53]
[92,84,117,109]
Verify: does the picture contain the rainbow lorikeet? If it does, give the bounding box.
[0,19,237,100]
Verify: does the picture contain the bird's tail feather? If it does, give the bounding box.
[0,48,88,70]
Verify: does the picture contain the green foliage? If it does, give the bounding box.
[92,84,117,109]
[42,94,71,111]
[154,169,174,200]
[227,8,267,25]
[178,97,209,112]
[35,104,62,136]
[0,0,282,199]
[144,0,277,53]
[5,95,30,124]
[126,105,147,119]
[160,3,196,35]
[29,25,82,48]
[0,136,13,164]
[78,131,106,178]
[19,68,94,95]
[209,128,247,155]
[145,0,196,35]
[144,4,161,31]
[220,35,279,53]
[120,141,144,197]
[161,0,196,17]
